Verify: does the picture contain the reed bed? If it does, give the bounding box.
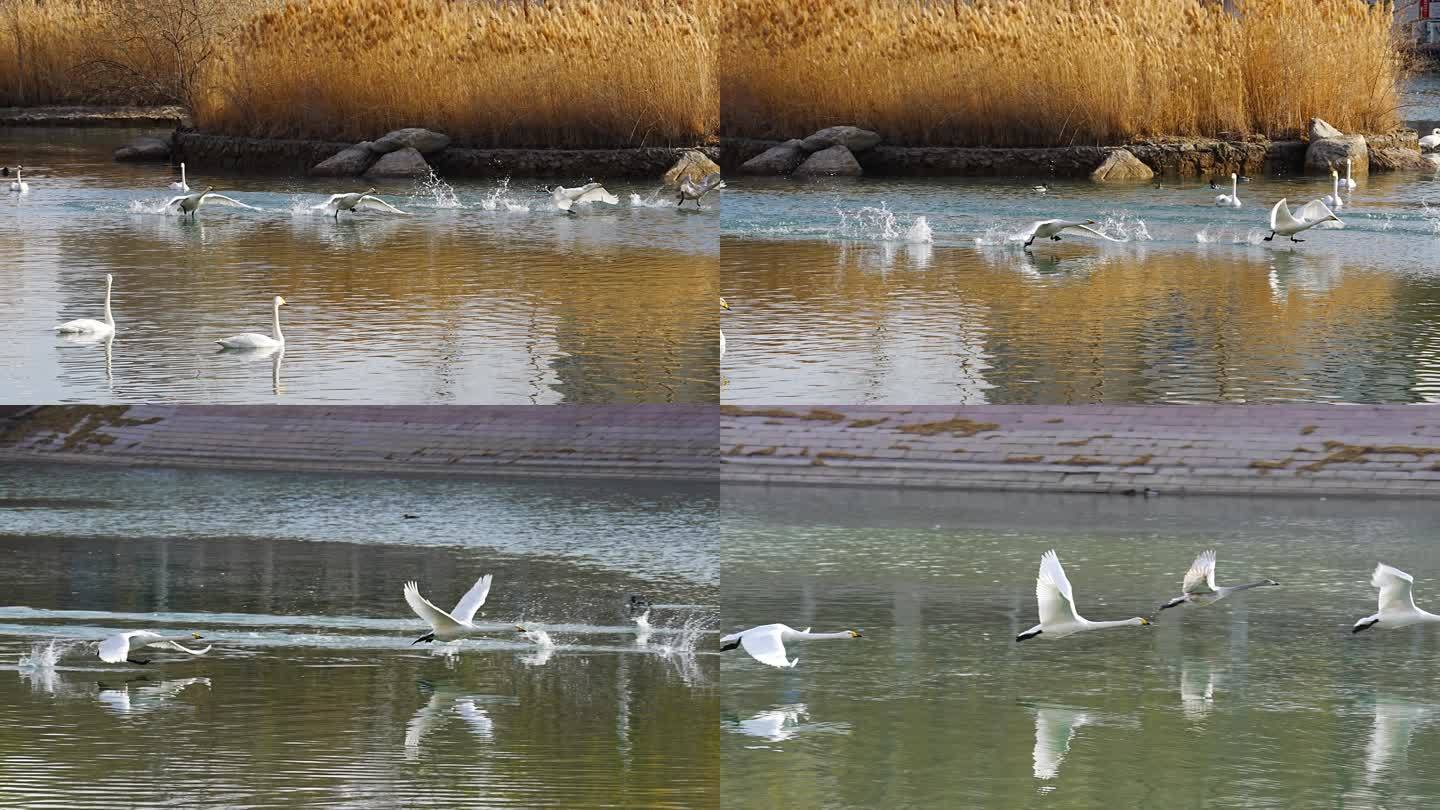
[723,0,1405,146]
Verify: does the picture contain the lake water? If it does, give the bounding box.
[0,462,718,808]
[723,485,1440,808]
[721,167,1440,403]
[1,128,718,404]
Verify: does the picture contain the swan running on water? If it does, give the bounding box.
[720,624,862,668]
[315,187,409,218]
[551,182,619,212]
[1155,549,1279,613]
[1353,564,1440,633]
[405,574,523,644]
[98,631,210,665]
[169,162,189,192]
[1213,173,1241,208]
[54,273,116,337]
[1021,219,1116,248]
[165,186,255,219]
[677,173,726,208]
[1016,550,1151,641]
[8,165,28,194]
[1264,198,1342,243]
[216,296,286,349]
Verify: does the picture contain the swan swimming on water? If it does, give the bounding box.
[8,165,28,194]
[1021,219,1117,248]
[216,296,286,349]
[1155,549,1279,613]
[97,631,210,665]
[551,182,619,212]
[1213,173,1241,208]
[1339,158,1358,190]
[720,624,863,668]
[1016,550,1152,641]
[1353,563,1440,633]
[1420,128,1440,151]
[54,273,116,337]
[315,187,409,218]
[169,162,190,192]
[1264,198,1342,243]
[1321,169,1345,210]
[677,173,726,208]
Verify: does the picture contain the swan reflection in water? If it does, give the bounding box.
[1030,705,1092,780]
[723,703,850,744]
[97,677,211,716]
[404,680,516,760]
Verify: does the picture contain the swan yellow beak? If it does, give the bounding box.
[720,297,730,310]
[192,632,203,639]
[277,297,287,306]
[514,625,528,632]
[1139,617,1152,626]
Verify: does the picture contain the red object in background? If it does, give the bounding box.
[1423,0,1432,20]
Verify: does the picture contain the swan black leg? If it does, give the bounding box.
[1024,237,1035,248]
[1015,629,1043,643]
[1290,236,1304,243]
[1353,619,1379,634]
[1051,235,1061,241]
[720,640,739,651]
[127,658,150,665]
[1263,231,1275,241]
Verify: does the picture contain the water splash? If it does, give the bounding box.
[518,628,555,648]
[630,189,678,208]
[412,169,461,209]
[836,203,932,243]
[477,177,529,212]
[1094,210,1151,241]
[1195,226,1266,245]
[655,614,709,658]
[18,639,75,671]
[128,199,176,216]
[634,611,652,646]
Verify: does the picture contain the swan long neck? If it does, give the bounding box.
[103,276,113,326]
[1232,175,1237,196]
[180,163,187,183]
[790,630,853,641]
[1230,580,1274,592]
[1086,618,1145,630]
[272,299,284,343]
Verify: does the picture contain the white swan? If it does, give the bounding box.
[54,273,116,337]
[98,677,209,716]
[1321,169,1345,210]
[1021,219,1117,248]
[1420,128,1440,152]
[169,162,189,192]
[315,187,409,218]
[551,182,619,212]
[1016,550,1151,641]
[1213,172,1241,208]
[720,297,729,356]
[97,631,210,665]
[8,165,28,194]
[1353,564,1440,633]
[216,296,286,349]
[1264,198,1342,243]
[1156,549,1279,613]
[405,575,518,643]
[677,173,725,208]
[165,186,255,218]
[719,624,862,668]
[1340,158,1357,190]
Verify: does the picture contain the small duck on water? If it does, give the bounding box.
[1032,184,1049,194]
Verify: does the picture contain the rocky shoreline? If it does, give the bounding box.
[0,104,190,128]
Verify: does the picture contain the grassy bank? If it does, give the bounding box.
[722,0,1405,147]
[1,0,717,148]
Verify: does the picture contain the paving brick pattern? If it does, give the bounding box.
[720,405,1440,497]
[0,406,719,482]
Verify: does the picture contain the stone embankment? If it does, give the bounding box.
[721,405,1440,498]
[0,105,189,128]
[0,406,718,483]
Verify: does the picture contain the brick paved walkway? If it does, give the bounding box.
[721,405,1440,497]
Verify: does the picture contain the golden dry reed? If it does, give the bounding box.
[723,0,1405,146]
[1,0,717,148]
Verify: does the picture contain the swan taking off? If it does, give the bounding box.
[165,186,254,219]
[315,187,409,218]
[170,162,189,192]
[405,575,519,644]
[97,631,210,665]
[1213,173,1241,208]
[216,296,286,349]
[1340,158,1358,190]
[1353,564,1440,633]
[551,182,619,212]
[1021,219,1116,248]
[8,165,28,194]
[54,273,116,337]
[1420,129,1440,152]
[1264,198,1342,243]
[1321,170,1345,210]
[1016,550,1152,641]
[677,173,726,208]
[720,624,862,668]
[1155,549,1279,613]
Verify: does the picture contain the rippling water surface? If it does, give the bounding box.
[0,463,717,808]
[1,128,718,404]
[723,486,1440,808]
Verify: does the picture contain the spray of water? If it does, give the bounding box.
[836,203,933,243]
[18,639,75,670]
[629,189,677,208]
[477,177,530,212]
[412,169,461,209]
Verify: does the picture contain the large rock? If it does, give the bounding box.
[739,139,809,175]
[1369,145,1433,173]
[800,125,882,154]
[1308,118,1343,141]
[370,128,451,155]
[365,146,430,178]
[113,135,171,162]
[663,149,721,187]
[792,144,863,177]
[1305,135,1367,175]
[309,142,377,176]
[1089,148,1154,182]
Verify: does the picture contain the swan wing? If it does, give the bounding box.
[164,195,190,209]
[455,700,495,740]
[200,193,257,210]
[1063,223,1124,242]
[97,632,142,663]
[1033,708,1088,780]
[216,333,279,349]
[739,625,797,668]
[356,194,409,214]
[314,194,347,210]
[1373,564,1418,613]
[449,574,493,625]
[1183,550,1218,594]
[1269,198,1300,231]
[404,581,466,634]
[55,319,111,334]
[697,173,727,196]
[1037,550,1082,626]
[404,693,444,756]
[1294,199,1338,225]
[574,184,619,205]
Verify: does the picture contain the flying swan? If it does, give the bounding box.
[1264,198,1342,243]
[97,631,210,665]
[1156,549,1279,613]
[216,296,286,349]
[1420,128,1440,152]
[1214,173,1241,208]
[314,187,409,218]
[551,183,619,212]
[405,575,522,644]
[54,273,116,337]
[1353,564,1440,633]
[8,165,28,194]
[677,173,726,208]
[170,162,190,192]
[165,186,256,219]
[1016,550,1151,641]
[719,624,863,668]
[1021,219,1117,248]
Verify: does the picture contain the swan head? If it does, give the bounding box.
[1084,219,1096,225]
[1230,173,1237,180]
[513,624,529,633]
[847,629,864,638]
[1262,579,1280,586]
[1136,617,1152,626]
[365,187,376,194]
[720,297,730,311]
[274,296,287,307]
[191,632,204,640]
[203,185,214,193]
